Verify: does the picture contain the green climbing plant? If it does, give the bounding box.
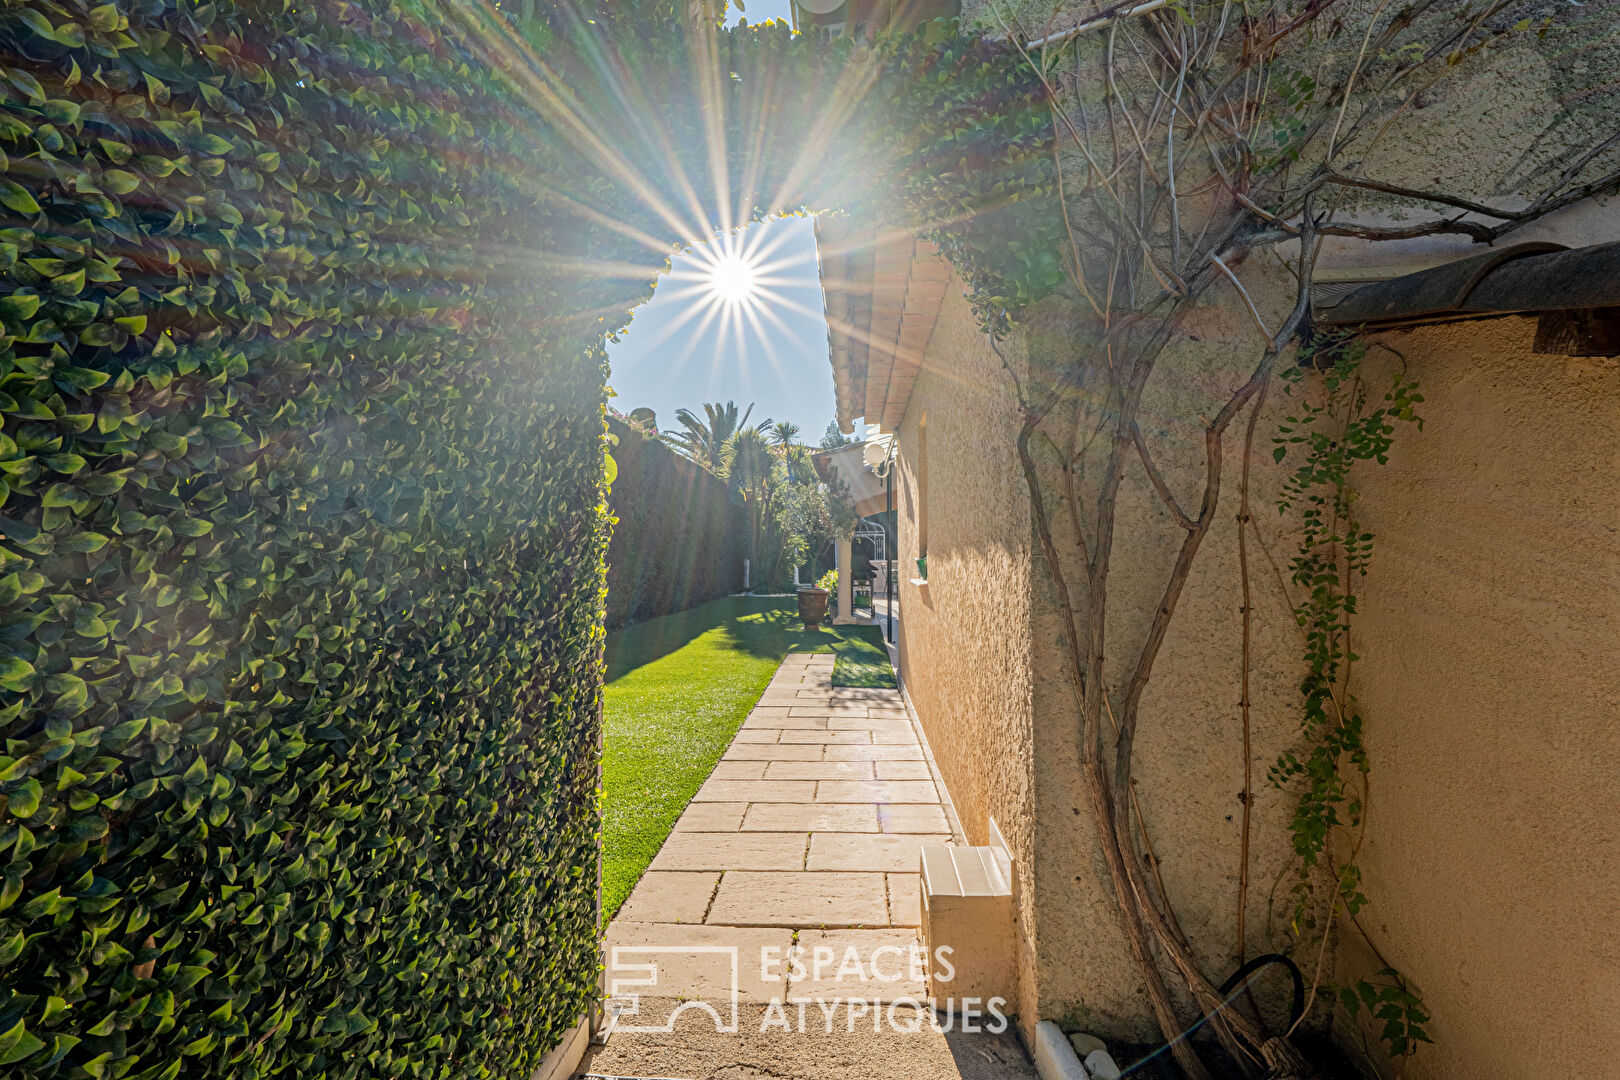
[1270,334,1429,1059]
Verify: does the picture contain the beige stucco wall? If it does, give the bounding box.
[1015,266,1319,1041]
[894,272,1620,1076]
[890,271,1321,1040]
[889,281,1043,1023]
[883,0,1620,1066]
[1334,317,1620,1079]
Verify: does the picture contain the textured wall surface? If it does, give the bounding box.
[889,5,1620,1069]
[1017,264,1317,1040]
[1339,317,1620,1080]
[890,282,1042,1022]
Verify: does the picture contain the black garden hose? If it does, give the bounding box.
[1220,952,1307,1030]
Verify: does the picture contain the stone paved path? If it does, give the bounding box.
[604,651,961,1004]
[589,653,1038,1078]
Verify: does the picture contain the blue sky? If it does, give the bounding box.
[605,0,842,444]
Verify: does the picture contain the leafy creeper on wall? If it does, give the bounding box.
[1271,333,1429,1059]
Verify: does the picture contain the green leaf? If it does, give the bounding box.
[101,169,140,194]
[87,4,121,31]
[7,778,42,818]
[0,1020,45,1065]
[0,656,35,692]
[51,268,86,296]
[0,180,39,215]
[0,293,42,320]
[43,452,87,473]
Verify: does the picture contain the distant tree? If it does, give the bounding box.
[769,420,801,447]
[721,426,777,573]
[666,401,769,471]
[626,406,658,435]
[819,420,856,450]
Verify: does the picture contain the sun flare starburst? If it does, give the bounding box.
[707,252,759,305]
[606,217,829,393]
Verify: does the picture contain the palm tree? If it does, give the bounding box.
[768,420,801,447]
[722,426,778,575]
[666,401,770,471]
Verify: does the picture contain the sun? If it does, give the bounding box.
[707,252,758,305]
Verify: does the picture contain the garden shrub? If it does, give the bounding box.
[605,417,744,629]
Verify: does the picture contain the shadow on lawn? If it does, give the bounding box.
[604,596,895,687]
[605,596,804,682]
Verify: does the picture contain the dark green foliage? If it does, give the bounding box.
[606,417,743,629]
[0,0,1057,1075]
[0,1,610,1077]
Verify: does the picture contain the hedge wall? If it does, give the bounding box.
[605,418,743,630]
[0,2,611,1078]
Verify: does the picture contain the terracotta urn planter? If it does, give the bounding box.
[796,587,830,631]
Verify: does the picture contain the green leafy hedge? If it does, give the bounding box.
[0,0,1057,1075]
[0,1,610,1077]
[605,417,743,630]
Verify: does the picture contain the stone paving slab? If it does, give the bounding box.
[887,873,923,925]
[787,928,928,1002]
[711,761,768,780]
[743,713,829,730]
[778,729,871,744]
[604,922,792,1002]
[761,760,875,781]
[617,871,719,924]
[875,760,934,780]
[807,833,954,872]
[695,779,818,802]
[877,804,953,833]
[732,728,781,744]
[707,871,891,927]
[582,998,1041,1080]
[829,717,915,733]
[723,742,823,761]
[826,743,925,761]
[651,832,808,871]
[741,802,881,832]
[675,803,747,831]
[818,780,940,804]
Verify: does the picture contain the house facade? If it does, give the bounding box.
[813,30,1620,1080]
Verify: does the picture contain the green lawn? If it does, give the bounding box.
[600,595,895,918]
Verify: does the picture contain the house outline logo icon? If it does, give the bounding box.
[605,944,741,1034]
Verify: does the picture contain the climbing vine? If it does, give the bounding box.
[1269,335,1428,1058]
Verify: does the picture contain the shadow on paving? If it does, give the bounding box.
[582,999,1040,1080]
